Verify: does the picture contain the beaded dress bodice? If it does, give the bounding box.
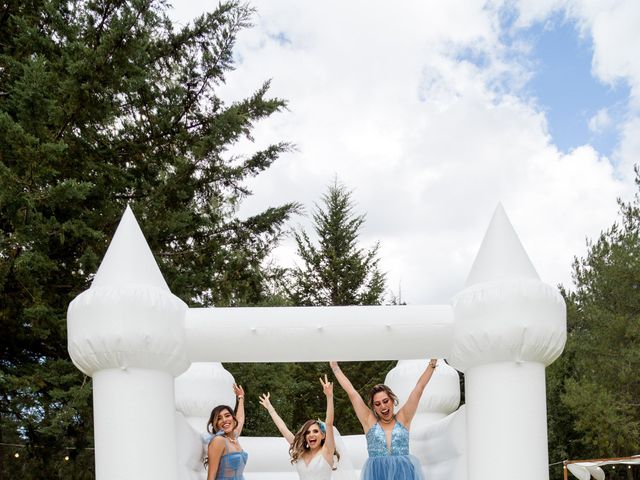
[365,420,410,457]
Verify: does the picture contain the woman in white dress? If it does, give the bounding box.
[259,375,337,480]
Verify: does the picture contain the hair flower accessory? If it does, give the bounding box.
[317,419,326,434]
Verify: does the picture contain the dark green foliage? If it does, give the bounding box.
[224,363,298,437]
[226,361,396,438]
[0,0,297,476]
[547,167,640,479]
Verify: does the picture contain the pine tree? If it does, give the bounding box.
[289,180,386,306]
[0,1,297,476]
[546,168,640,479]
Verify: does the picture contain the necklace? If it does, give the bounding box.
[225,434,236,444]
[379,416,394,424]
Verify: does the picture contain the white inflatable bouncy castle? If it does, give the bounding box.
[66,204,566,480]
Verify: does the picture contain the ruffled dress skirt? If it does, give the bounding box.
[361,454,424,480]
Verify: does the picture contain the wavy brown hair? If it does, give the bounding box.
[289,419,340,468]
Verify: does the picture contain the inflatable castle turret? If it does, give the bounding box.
[447,205,566,480]
[67,207,190,480]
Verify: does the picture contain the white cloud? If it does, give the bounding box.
[615,116,640,182]
[588,108,612,133]
[171,0,635,303]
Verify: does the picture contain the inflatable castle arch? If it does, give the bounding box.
[66,205,566,480]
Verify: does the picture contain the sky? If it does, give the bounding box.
[170,0,640,304]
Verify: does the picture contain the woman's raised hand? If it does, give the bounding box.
[260,391,294,443]
[258,392,273,410]
[320,374,333,397]
[232,383,244,398]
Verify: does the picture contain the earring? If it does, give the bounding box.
[305,443,309,449]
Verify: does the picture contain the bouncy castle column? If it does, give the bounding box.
[447,205,566,480]
[68,207,189,480]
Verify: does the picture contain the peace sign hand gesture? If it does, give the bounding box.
[320,374,333,397]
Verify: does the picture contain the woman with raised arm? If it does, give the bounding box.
[206,383,248,480]
[330,360,438,480]
[259,375,340,480]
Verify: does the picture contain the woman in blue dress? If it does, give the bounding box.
[206,384,248,480]
[330,360,438,480]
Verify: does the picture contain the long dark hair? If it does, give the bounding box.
[204,405,238,468]
[206,405,238,434]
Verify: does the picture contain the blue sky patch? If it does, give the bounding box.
[268,31,292,46]
[515,14,629,157]
[454,46,490,70]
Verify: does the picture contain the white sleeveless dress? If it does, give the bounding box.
[295,453,333,480]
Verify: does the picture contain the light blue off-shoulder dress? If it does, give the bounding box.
[361,419,424,480]
[211,433,248,480]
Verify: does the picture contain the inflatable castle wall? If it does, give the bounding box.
[66,205,566,480]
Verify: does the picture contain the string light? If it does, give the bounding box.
[2,443,84,467]
[7,449,73,462]
[1,442,93,451]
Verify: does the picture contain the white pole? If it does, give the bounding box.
[465,362,549,480]
[93,369,179,480]
[185,305,454,362]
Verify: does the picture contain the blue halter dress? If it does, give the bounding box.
[211,433,248,480]
[361,420,424,480]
